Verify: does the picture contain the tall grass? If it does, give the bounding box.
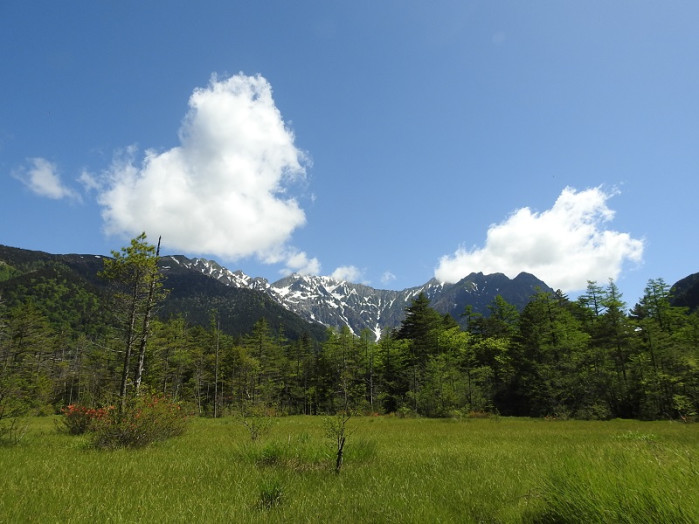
[532,432,698,523]
[1,416,697,522]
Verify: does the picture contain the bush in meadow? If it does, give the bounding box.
[89,393,188,449]
[61,404,114,435]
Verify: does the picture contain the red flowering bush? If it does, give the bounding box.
[90,393,188,449]
[61,404,114,435]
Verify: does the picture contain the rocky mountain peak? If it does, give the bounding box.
[166,256,551,339]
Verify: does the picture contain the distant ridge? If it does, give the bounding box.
[0,245,326,341]
[0,244,553,340]
[671,272,699,312]
[166,255,553,338]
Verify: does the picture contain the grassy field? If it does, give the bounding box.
[1,415,697,523]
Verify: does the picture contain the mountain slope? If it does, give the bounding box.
[430,272,551,318]
[0,244,553,340]
[158,255,327,340]
[170,256,552,338]
[0,245,327,341]
[670,272,699,312]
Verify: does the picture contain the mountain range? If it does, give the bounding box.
[159,255,553,338]
[4,243,699,341]
[0,244,554,340]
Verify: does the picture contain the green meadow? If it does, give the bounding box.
[2,416,697,523]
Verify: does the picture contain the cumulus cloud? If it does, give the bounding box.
[278,249,321,276]
[434,186,644,292]
[92,73,312,273]
[330,265,362,282]
[14,157,81,201]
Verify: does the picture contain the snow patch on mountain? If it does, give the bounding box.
[163,256,551,340]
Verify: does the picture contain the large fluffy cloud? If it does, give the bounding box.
[14,157,80,201]
[91,73,317,273]
[434,187,644,292]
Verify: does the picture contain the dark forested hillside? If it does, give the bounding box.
[159,262,327,340]
[0,244,326,341]
[430,271,551,325]
[671,272,699,312]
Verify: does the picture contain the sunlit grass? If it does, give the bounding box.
[1,416,697,522]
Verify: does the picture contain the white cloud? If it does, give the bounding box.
[331,265,362,282]
[434,186,644,292]
[14,157,81,201]
[78,169,100,192]
[94,73,312,274]
[380,271,396,285]
[279,249,321,276]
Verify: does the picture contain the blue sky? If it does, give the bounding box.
[1,1,698,306]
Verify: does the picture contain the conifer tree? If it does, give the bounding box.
[512,290,590,417]
[99,233,166,408]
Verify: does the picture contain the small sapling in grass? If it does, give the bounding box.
[0,416,29,446]
[324,411,351,474]
[240,404,274,442]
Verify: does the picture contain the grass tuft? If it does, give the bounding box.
[258,476,284,510]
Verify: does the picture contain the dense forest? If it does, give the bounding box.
[1,235,697,422]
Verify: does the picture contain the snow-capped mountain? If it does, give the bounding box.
[161,255,272,292]
[161,255,551,339]
[268,274,448,340]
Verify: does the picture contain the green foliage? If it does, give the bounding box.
[89,393,188,449]
[240,406,275,441]
[99,233,167,403]
[396,292,444,367]
[0,376,33,420]
[0,261,19,282]
[2,236,698,422]
[60,404,114,435]
[0,264,105,338]
[470,294,520,339]
[0,416,29,446]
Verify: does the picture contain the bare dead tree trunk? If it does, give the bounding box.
[134,237,161,395]
[335,432,346,474]
[119,293,139,410]
[327,411,350,475]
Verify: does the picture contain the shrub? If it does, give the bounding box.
[90,394,188,449]
[241,413,274,442]
[396,406,415,418]
[574,403,612,421]
[0,417,29,446]
[61,404,114,435]
[0,386,30,445]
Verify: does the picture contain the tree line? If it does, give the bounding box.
[1,235,697,421]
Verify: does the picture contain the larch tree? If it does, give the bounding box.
[99,233,167,408]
